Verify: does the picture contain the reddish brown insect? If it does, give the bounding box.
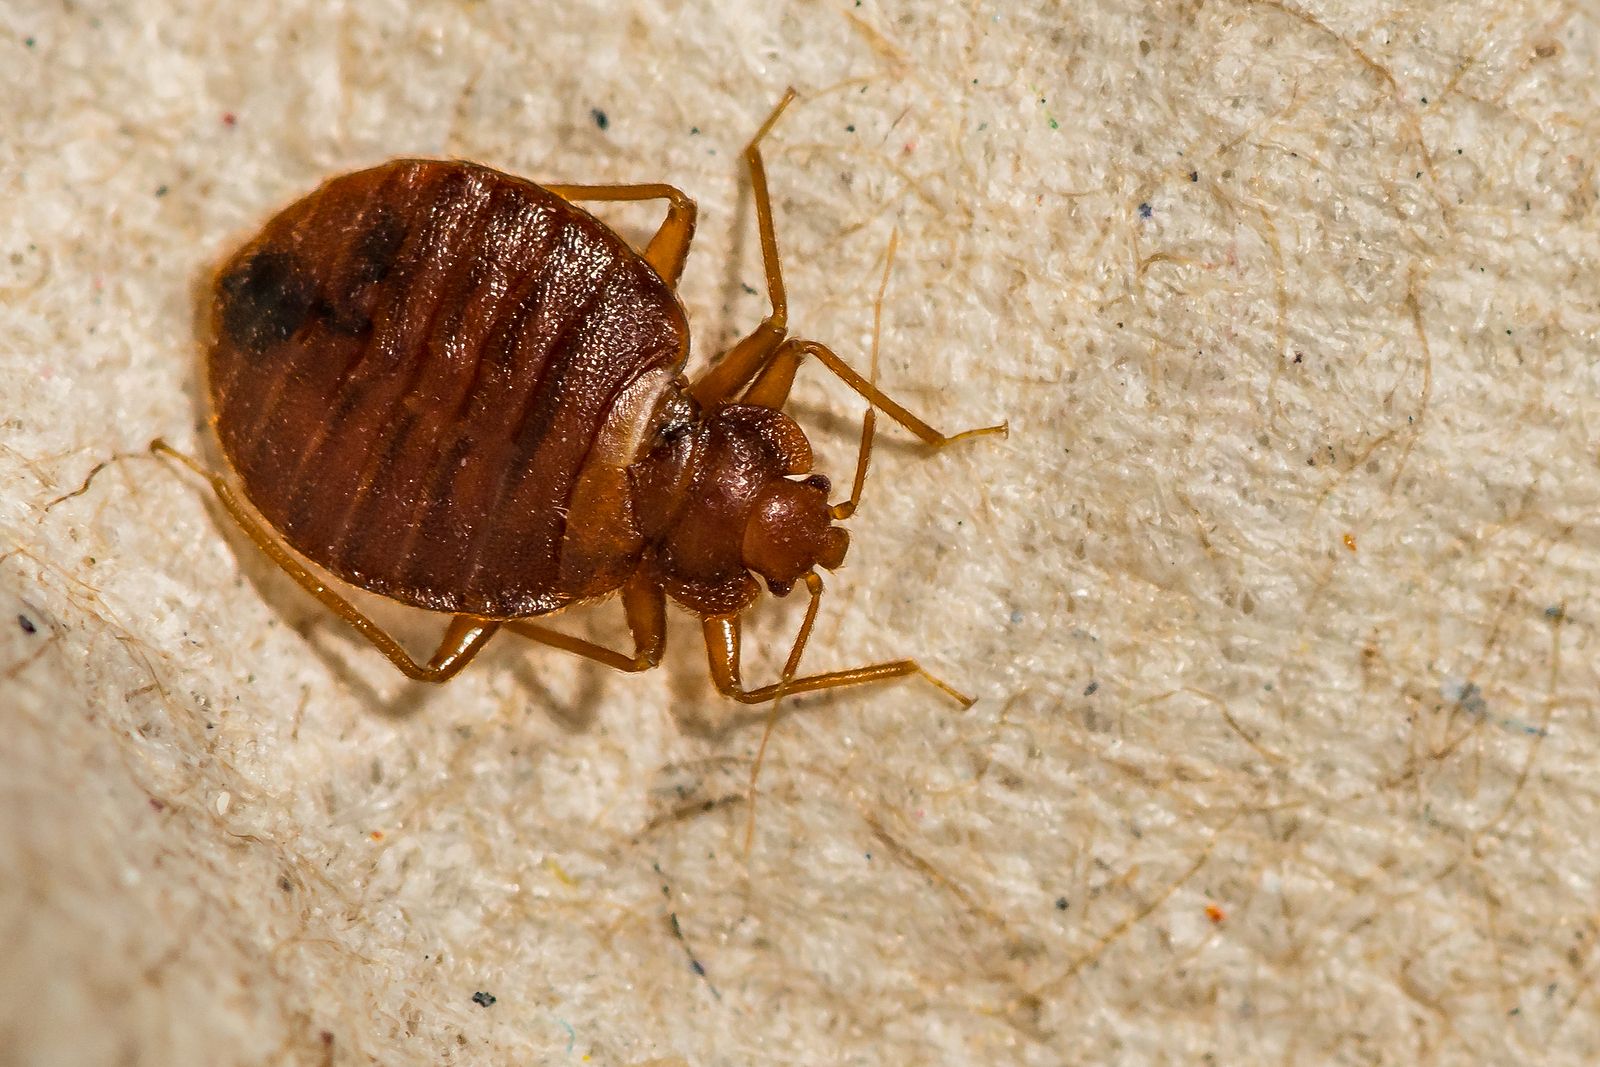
[155,91,1004,705]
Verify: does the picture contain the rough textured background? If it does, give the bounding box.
[5,1,1600,1064]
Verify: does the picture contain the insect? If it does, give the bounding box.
[154,90,1005,704]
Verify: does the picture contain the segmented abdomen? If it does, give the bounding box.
[207,159,688,617]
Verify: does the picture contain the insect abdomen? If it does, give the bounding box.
[208,160,689,617]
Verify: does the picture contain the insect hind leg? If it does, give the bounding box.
[149,438,499,682]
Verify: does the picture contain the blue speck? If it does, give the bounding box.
[1138,202,1153,219]
[1009,609,1024,624]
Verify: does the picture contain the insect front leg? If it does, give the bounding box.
[700,573,973,707]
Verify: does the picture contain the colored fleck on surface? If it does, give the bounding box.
[155,185,168,197]
[24,36,35,47]
[1189,170,1199,181]
[222,112,237,127]
[1055,897,1069,911]
[1206,904,1226,924]
[1438,677,1546,737]
[1343,533,1357,552]
[472,991,497,1007]
[846,124,855,133]
[1083,680,1099,696]
[1048,117,1059,129]
[17,614,36,635]
[1138,202,1153,218]
[591,108,608,130]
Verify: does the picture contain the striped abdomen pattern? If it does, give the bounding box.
[207,160,690,617]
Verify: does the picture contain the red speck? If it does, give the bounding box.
[902,140,916,155]
[149,797,166,812]
[1205,903,1226,924]
[370,830,384,841]
[222,112,237,127]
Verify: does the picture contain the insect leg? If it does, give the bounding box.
[740,333,1005,520]
[149,439,499,682]
[544,183,697,287]
[752,338,1009,448]
[501,568,666,673]
[689,89,799,406]
[701,573,974,707]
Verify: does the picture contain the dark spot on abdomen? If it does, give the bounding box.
[353,208,406,284]
[218,250,316,355]
[312,296,373,336]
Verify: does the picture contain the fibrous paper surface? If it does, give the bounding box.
[4,2,1600,1064]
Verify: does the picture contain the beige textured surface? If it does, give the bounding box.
[5,1,1600,1064]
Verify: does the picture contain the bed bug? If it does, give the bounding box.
[152,90,1005,705]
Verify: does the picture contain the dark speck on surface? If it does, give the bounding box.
[1055,897,1069,910]
[472,991,496,1007]
[591,108,609,131]
[24,36,35,47]
[1083,680,1099,696]
[846,124,856,133]
[155,185,168,197]
[18,614,36,635]
[1189,170,1199,182]
[1138,202,1153,219]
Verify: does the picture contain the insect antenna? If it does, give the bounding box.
[744,230,900,858]
[828,228,897,522]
